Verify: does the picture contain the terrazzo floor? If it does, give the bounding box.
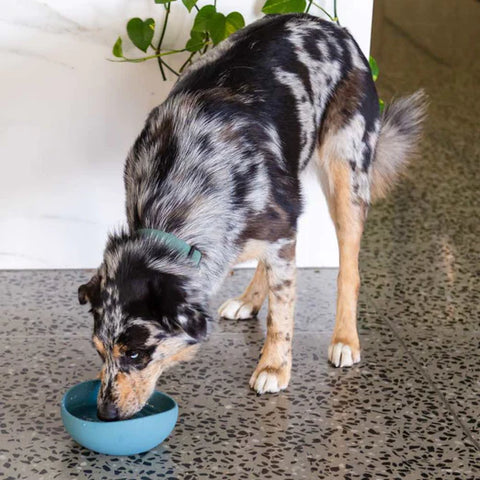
[1,1,480,479]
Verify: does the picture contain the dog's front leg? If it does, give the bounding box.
[249,238,296,394]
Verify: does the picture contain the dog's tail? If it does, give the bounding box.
[370,90,427,202]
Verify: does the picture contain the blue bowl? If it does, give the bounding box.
[61,380,178,455]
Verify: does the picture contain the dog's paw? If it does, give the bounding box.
[218,298,257,320]
[328,342,361,368]
[249,366,289,394]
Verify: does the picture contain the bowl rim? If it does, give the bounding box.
[61,379,178,426]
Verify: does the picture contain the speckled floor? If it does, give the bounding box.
[1,1,480,479]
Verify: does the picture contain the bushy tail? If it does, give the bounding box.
[370,90,428,201]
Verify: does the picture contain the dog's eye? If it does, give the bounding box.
[127,351,139,359]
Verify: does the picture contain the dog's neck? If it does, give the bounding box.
[123,95,267,298]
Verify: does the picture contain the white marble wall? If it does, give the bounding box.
[0,0,373,269]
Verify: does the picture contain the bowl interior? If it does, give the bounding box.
[63,380,176,423]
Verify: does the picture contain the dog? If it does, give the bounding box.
[78,13,426,420]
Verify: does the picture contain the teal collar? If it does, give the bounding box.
[137,228,202,267]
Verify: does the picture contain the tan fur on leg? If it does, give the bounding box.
[250,240,296,394]
[219,261,268,320]
[322,161,365,367]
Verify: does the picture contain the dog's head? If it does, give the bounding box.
[78,234,208,420]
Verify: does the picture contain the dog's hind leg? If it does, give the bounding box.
[314,70,380,367]
[319,157,367,367]
[218,261,268,320]
[315,118,376,367]
[249,238,296,394]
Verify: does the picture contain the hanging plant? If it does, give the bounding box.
[110,0,246,79]
[110,0,382,108]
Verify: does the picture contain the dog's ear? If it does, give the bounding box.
[115,262,209,340]
[119,269,186,320]
[176,303,209,341]
[78,273,101,306]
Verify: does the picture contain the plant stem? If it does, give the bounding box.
[333,0,339,23]
[179,51,196,73]
[311,2,336,22]
[156,1,171,79]
[201,33,210,55]
[109,49,189,63]
[157,57,167,80]
[162,60,179,76]
[306,0,314,13]
[203,33,210,54]
[160,59,179,76]
[158,2,171,51]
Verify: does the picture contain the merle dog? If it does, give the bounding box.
[78,14,425,420]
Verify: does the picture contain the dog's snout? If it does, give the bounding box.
[97,402,119,422]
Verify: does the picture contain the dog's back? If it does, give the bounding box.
[125,16,378,280]
[124,13,425,294]
[171,14,373,173]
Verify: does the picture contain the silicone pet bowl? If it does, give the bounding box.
[61,380,178,455]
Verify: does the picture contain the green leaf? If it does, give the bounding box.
[127,18,155,53]
[261,0,307,14]
[192,5,216,33]
[112,36,123,58]
[206,11,245,45]
[186,31,205,52]
[369,56,379,82]
[225,12,245,36]
[379,98,385,113]
[182,0,198,12]
[208,12,227,45]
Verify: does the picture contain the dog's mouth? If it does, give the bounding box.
[97,369,158,421]
[97,401,120,421]
[95,339,202,421]
[97,398,148,422]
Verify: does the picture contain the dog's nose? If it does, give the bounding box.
[97,402,119,422]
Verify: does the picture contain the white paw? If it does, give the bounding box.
[218,298,256,320]
[328,343,361,368]
[249,370,287,394]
